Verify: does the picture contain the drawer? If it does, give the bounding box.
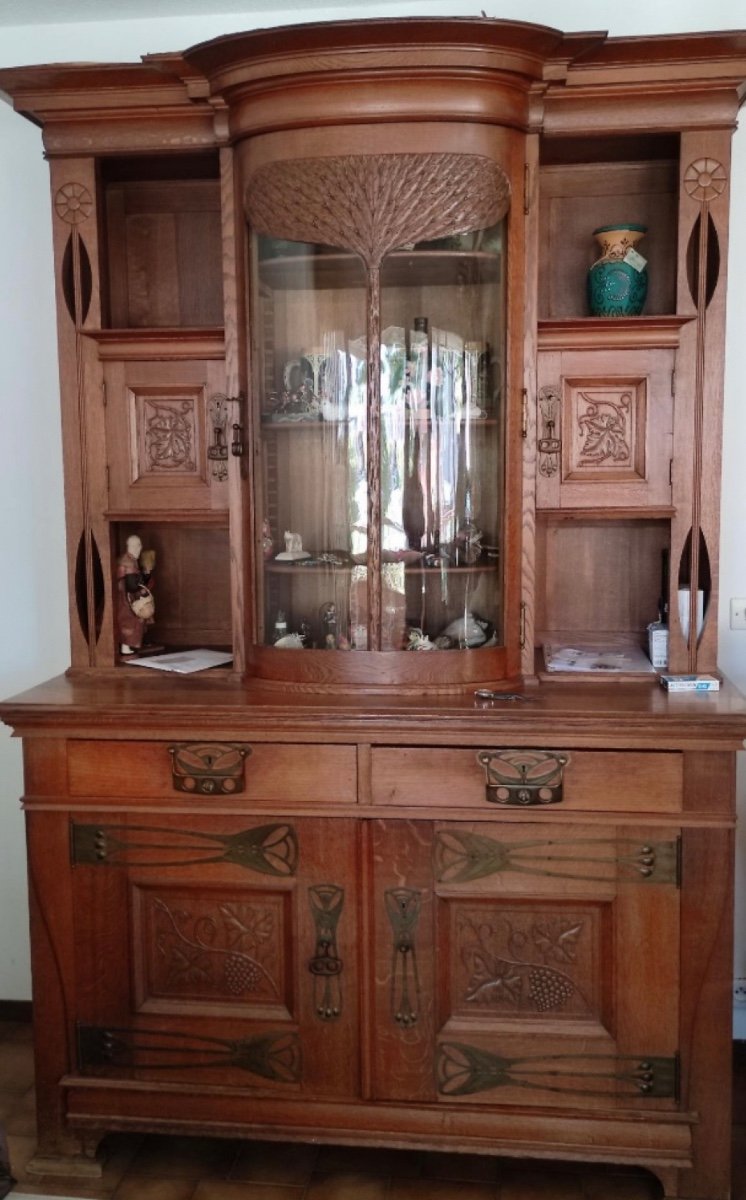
[370,748,682,813]
[68,740,357,803]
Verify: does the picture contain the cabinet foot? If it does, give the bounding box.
[26,1145,103,1180]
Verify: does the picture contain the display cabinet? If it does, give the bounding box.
[2,19,746,1200]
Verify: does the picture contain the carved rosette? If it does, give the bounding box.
[55,181,93,225]
[246,153,511,265]
[684,158,727,203]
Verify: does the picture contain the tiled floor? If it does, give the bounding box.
[1,1020,744,1200]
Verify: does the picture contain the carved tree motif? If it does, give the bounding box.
[246,153,511,266]
[144,398,197,472]
[577,392,631,465]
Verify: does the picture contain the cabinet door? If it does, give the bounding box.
[70,812,359,1099]
[104,358,228,513]
[536,348,674,509]
[371,818,679,1112]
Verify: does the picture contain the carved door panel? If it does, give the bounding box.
[371,818,679,1112]
[536,348,674,509]
[104,357,229,512]
[70,812,359,1098]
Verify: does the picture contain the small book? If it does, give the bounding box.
[659,674,720,692]
[124,650,233,674]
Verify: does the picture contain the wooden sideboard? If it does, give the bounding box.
[2,18,746,1200]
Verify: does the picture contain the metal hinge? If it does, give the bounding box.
[521,390,528,439]
[519,601,527,649]
[524,163,531,216]
[101,381,107,407]
[671,368,676,398]
[669,459,673,487]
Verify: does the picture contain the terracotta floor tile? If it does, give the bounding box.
[126,1135,239,1180]
[390,1180,497,1200]
[193,1183,304,1200]
[114,1178,198,1200]
[229,1139,317,1184]
[304,1171,390,1199]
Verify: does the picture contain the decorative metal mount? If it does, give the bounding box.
[71,821,298,877]
[77,1024,301,1082]
[435,829,680,887]
[436,1042,678,1100]
[385,888,422,1029]
[169,742,251,795]
[308,884,345,1021]
[537,386,561,477]
[207,395,229,481]
[476,750,568,806]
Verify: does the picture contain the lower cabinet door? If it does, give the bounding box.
[70,812,359,1099]
[371,818,680,1112]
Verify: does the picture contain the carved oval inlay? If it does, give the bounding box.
[246,153,511,265]
[55,181,93,224]
[684,158,727,202]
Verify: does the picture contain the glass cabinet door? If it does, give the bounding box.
[254,238,369,650]
[379,225,505,652]
[247,151,511,676]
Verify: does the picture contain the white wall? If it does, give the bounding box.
[1,1,745,1018]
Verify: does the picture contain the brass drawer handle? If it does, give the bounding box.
[477,750,569,806]
[169,742,252,795]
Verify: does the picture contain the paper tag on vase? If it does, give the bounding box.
[624,248,647,272]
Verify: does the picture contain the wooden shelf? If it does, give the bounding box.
[537,315,691,351]
[266,560,498,574]
[89,328,225,361]
[259,249,501,290]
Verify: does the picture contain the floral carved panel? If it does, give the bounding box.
[445,901,605,1024]
[134,884,292,1017]
[129,386,207,486]
[563,376,647,483]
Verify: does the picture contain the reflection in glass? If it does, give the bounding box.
[379,222,505,651]
[255,236,368,649]
[253,219,505,654]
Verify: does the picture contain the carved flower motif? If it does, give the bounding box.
[55,182,93,224]
[684,158,727,202]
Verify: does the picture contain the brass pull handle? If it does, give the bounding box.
[385,888,422,1028]
[538,385,561,477]
[477,749,569,806]
[169,742,251,795]
[308,884,344,1022]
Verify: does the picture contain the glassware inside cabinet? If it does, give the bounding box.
[255,236,369,650]
[379,221,505,652]
[252,215,506,658]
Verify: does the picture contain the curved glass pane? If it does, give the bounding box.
[379,221,505,651]
[254,235,368,649]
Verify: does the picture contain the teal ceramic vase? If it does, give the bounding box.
[587,223,648,316]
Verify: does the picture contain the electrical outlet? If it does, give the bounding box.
[730,598,746,630]
[734,979,746,1006]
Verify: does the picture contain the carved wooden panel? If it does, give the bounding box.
[246,153,511,265]
[563,377,645,483]
[130,387,205,483]
[447,901,603,1022]
[133,884,291,1017]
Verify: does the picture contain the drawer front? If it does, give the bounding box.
[370,748,682,813]
[68,740,357,803]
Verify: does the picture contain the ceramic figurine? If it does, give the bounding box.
[320,601,338,649]
[440,611,489,648]
[116,534,155,655]
[276,532,310,561]
[406,627,437,650]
